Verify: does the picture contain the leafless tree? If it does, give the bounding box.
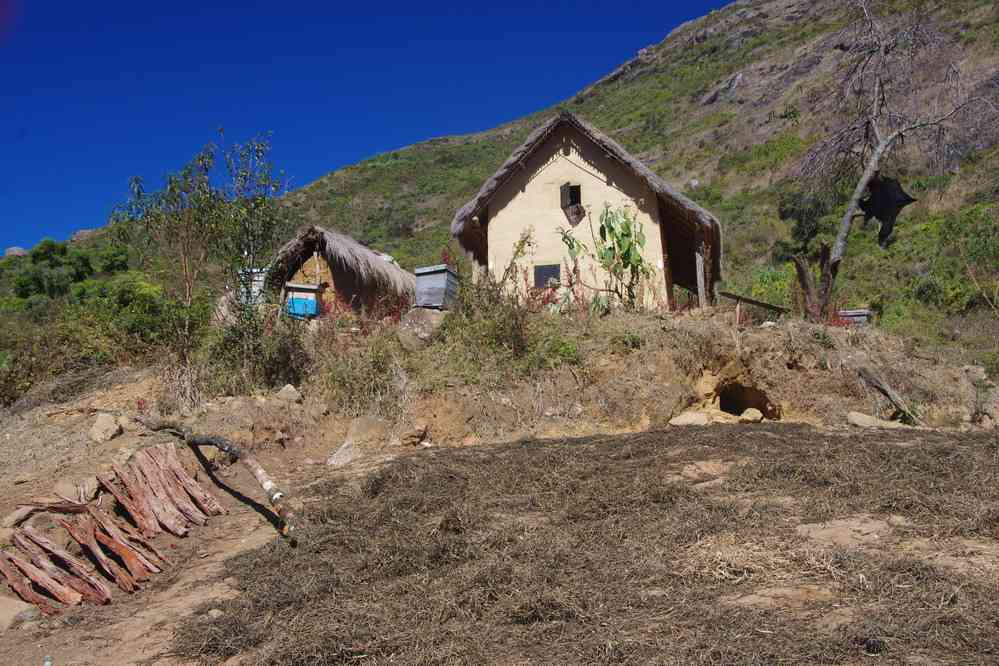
[792,0,997,321]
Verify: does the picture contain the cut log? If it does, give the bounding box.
[162,444,226,516]
[90,507,161,581]
[60,517,137,593]
[111,463,162,537]
[92,529,151,583]
[1,548,82,606]
[18,526,113,604]
[97,472,159,538]
[139,418,298,536]
[111,518,170,567]
[128,453,190,537]
[143,446,209,526]
[11,531,108,605]
[0,549,61,615]
[8,499,89,526]
[87,506,163,574]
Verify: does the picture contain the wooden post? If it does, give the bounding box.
[695,245,707,309]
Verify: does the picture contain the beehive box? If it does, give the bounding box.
[414,265,459,310]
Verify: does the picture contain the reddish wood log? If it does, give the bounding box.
[92,529,150,583]
[96,472,160,538]
[139,418,297,537]
[162,443,226,516]
[90,507,161,581]
[11,532,107,605]
[2,548,82,606]
[19,526,113,604]
[60,517,137,593]
[7,499,89,527]
[88,506,163,574]
[128,453,190,537]
[143,446,209,526]
[110,518,170,567]
[0,550,61,615]
[111,463,162,538]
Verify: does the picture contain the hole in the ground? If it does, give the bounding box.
[718,383,781,420]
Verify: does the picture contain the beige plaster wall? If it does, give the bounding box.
[485,124,667,301]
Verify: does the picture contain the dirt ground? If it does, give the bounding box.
[0,333,997,665]
[2,397,997,664]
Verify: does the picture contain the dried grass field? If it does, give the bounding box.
[174,423,999,665]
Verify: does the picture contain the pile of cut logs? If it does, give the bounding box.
[0,443,226,615]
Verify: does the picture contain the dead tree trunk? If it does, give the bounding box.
[139,418,297,537]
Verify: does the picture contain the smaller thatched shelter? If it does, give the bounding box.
[266,226,415,317]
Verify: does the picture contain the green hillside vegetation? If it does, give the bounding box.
[2,0,997,406]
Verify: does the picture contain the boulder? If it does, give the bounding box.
[89,413,122,443]
[739,408,764,424]
[0,594,35,633]
[402,422,430,447]
[847,412,907,429]
[669,411,712,427]
[397,308,446,353]
[326,440,356,468]
[327,416,390,466]
[275,384,302,404]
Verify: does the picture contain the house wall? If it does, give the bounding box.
[485,124,669,303]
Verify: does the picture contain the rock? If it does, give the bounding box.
[669,411,712,426]
[0,594,35,633]
[275,384,302,404]
[113,441,142,466]
[207,608,224,620]
[90,413,122,443]
[397,308,446,352]
[961,365,988,384]
[326,439,355,468]
[695,371,720,401]
[0,528,13,545]
[52,478,80,501]
[759,321,777,329]
[739,408,764,424]
[327,416,390,466]
[461,435,480,447]
[847,412,907,429]
[3,247,27,258]
[117,415,140,433]
[402,422,430,447]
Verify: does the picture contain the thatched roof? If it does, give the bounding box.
[451,111,722,281]
[266,225,415,298]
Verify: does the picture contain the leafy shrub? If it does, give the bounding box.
[315,328,402,415]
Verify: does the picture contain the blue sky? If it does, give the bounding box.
[1,0,728,251]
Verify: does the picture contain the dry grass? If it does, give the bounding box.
[173,424,999,665]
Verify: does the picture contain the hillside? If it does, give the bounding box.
[280,0,998,361]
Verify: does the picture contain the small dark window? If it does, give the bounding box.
[534,264,561,289]
[560,183,581,209]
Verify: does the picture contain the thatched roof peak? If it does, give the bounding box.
[451,111,722,278]
[266,225,415,298]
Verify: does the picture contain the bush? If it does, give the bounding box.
[198,309,311,397]
[314,328,402,415]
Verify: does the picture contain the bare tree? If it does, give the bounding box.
[792,0,997,321]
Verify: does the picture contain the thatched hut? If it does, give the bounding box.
[266,225,415,318]
[451,111,723,307]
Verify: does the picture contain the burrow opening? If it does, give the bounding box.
[718,383,781,420]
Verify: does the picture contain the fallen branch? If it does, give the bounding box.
[857,366,924,426]
[139,418,297,536]
[6,499,89,527]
